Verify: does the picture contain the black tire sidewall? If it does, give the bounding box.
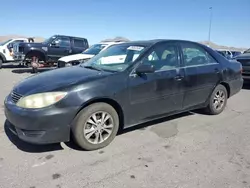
[32,67,38,73]
[208,84,228,115]
[0,58,3,69]
[72,103,119,151]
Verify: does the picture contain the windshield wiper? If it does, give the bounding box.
[83,65,102,71]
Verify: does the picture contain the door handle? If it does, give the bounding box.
[175,75,184,81]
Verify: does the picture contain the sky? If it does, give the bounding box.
[0,0,249,48]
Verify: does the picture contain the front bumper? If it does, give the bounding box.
[4,94,78,144]
[13,53,25,62]
[57,60,67,68]
[57,60,82,68]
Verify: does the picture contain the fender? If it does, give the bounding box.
[25,47,47,61]
[0,52,7,62]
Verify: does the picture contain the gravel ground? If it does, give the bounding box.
[0,65,250,188]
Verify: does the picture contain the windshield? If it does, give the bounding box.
[83,44,108,55]
[42,35,57,44]
[81,44,146,72]
[0,39,12,46]
[244,48,250,53]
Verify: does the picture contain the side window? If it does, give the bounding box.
[181,43,217,67]
[142,43,179,71]
[55,37,71,47]
[73,39,85,48]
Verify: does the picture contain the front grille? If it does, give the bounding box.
[13,45,19,53]
[18,46,24,53]
[11,91,23,103]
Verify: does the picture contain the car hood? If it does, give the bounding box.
[235,53,250,59]
[13,66,111,95]
[58,53,94,62]
[18,42,45,48]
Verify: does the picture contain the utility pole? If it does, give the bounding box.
[208,7,213,47]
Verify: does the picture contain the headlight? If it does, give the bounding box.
[16,92,67,109]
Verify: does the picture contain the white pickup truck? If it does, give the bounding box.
[0,38,34,68]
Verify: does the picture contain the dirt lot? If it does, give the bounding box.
[0,65,250,188]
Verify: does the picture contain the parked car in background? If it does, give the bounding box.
[231,51,242,57]
[57,41,123,68]
[216,50,227,58]
[234,48,250,81]
[216,49,233,59]
[12,35,89,73]
[4,39,243,150]
[0,37,33,68]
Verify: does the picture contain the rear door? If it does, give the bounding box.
[180,42,222,109]
[72,38,89,54]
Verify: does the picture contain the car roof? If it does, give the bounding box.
[113,39,206,47]
[55,35,87,40]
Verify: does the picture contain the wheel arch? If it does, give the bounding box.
[0,52,6,62]
[25,50,46,61]
[74,97,125,130]
[205,81,231,107]
[220,82,231,98]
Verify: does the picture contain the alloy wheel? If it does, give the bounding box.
[213,90,225,110]
[83,111,114,144]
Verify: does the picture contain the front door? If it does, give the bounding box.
[48,36,72,61]
[180,42,222,109]
[128,42,185,124]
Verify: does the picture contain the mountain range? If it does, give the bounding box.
[0,35,247,51]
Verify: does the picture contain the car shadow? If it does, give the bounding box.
[11,68,54,74]
[4,120,63,153]
[64,111,196,151]
[4,111,198,153]
[1,64,26,69]
[118,111,195,135]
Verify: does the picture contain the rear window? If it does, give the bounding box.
[73,39,88,48]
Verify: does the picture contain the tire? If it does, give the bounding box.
[72,103,119,151]
[0,58,3,69]
[205,84,228,115]
[32,67,38,74]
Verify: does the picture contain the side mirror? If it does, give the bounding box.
[135,63,155,74]
[50,40,59,47]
